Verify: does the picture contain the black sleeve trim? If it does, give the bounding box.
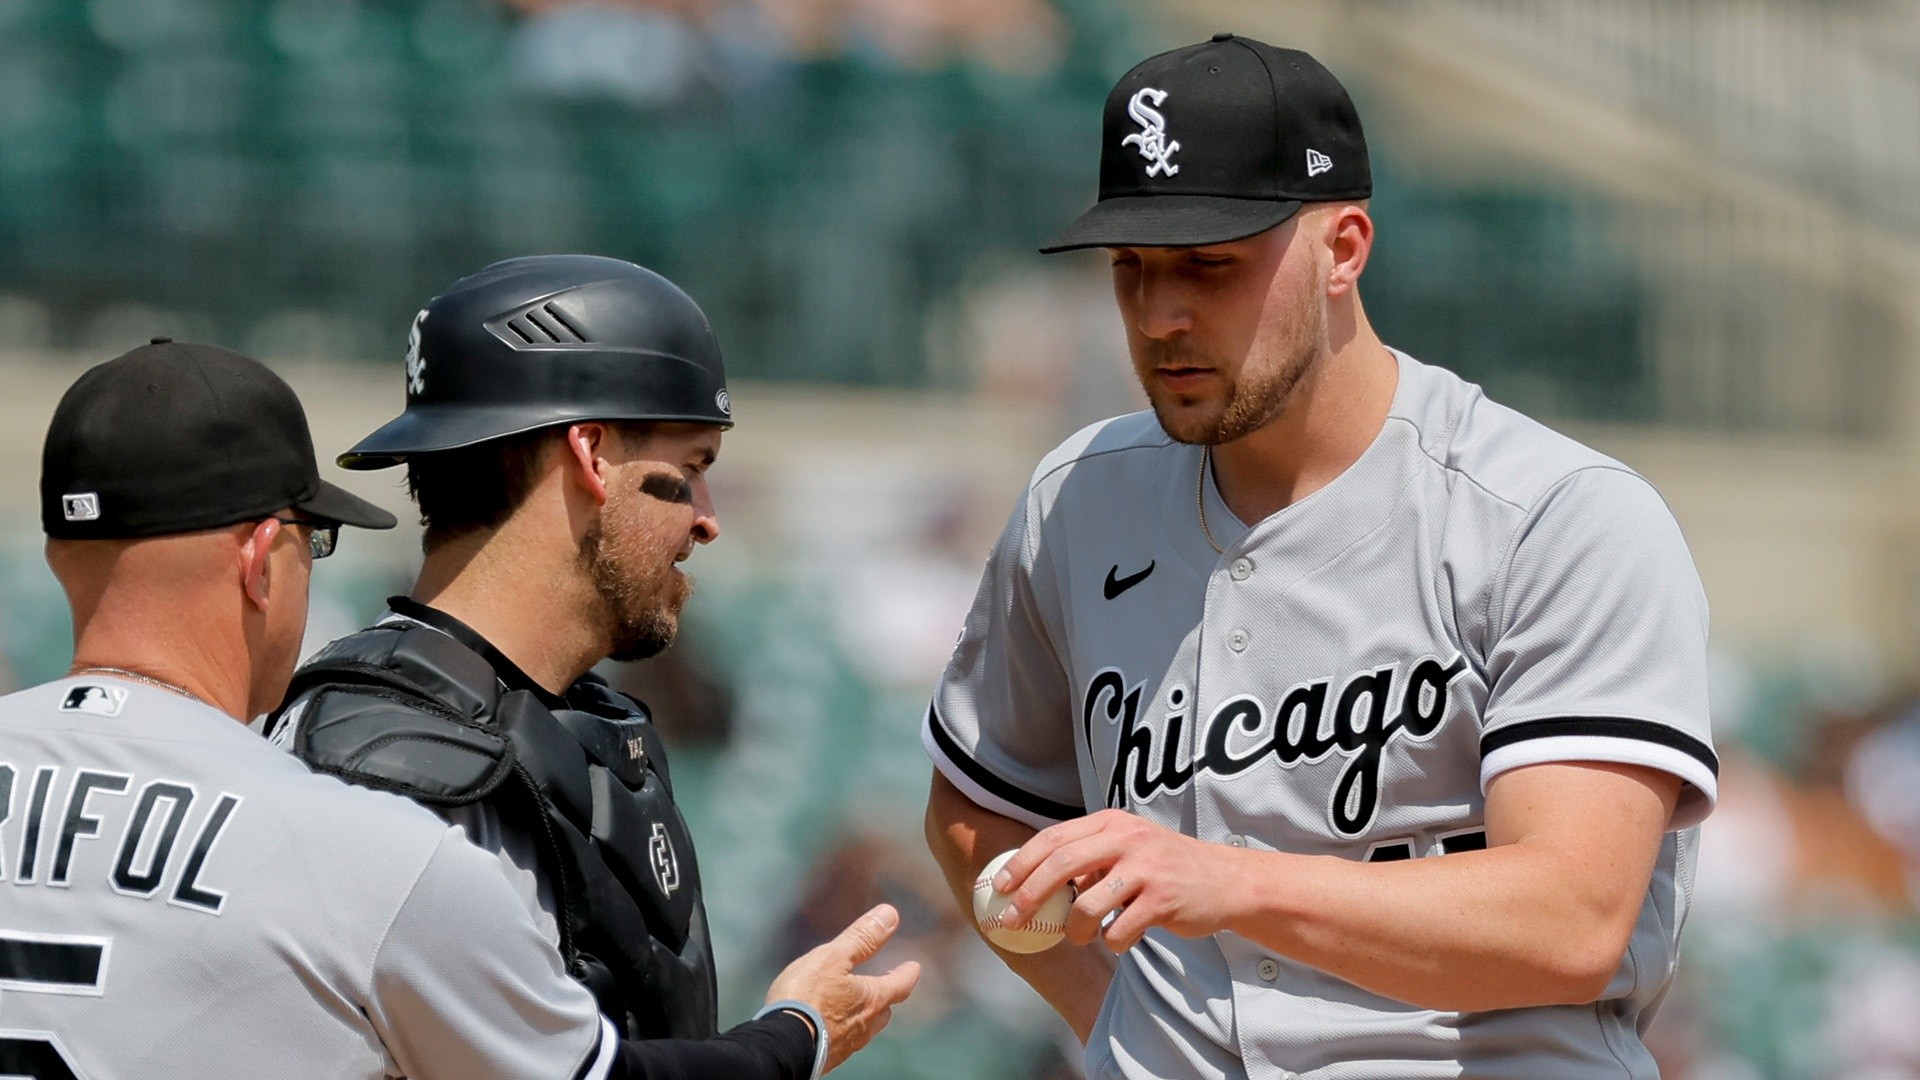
[572,1018,614,1080]
[926,702,1085,821]
[606,1014,814,1080]
[1480,716,1719,776]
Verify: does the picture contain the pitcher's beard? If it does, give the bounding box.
[581,519,692,662]
[1143,289,1329,447]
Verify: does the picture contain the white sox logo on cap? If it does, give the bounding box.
[404,309,428,398]
[1121,87,1180,177]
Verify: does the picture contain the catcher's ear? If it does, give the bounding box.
[563,423,613,506]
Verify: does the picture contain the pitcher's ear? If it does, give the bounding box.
[1324,203,1373,298]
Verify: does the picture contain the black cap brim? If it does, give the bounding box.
[293,480,399,530]
[1039,194,1304,254]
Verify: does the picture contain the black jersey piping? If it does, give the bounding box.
[926,703,1084,822]
[1479,716,1719,777]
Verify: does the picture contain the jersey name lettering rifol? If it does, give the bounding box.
[1088,654,1468,836]
[52,772,130,886]
[1,765,234,911]
[17,766,58,883]
[112,782,195,896]
[171,794,240,914]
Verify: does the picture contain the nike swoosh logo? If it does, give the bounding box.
[1104,561,1155,600]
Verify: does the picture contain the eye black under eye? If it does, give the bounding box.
[638,473,694,505]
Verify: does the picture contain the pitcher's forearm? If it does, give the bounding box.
[924,771,1114,1042]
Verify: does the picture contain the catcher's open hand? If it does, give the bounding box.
[765,903,922,1073]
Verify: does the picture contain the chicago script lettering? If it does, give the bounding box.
[1085,655,1467,836]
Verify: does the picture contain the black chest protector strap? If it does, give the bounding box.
[272,624,718,1040]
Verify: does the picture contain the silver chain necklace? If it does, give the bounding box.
[1197,446,1224,555]
[71,665,207,705]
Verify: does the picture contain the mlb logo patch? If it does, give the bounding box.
[61,684,128,717]
[61,493,101,522]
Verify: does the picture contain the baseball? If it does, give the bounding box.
[972,849,1075,954]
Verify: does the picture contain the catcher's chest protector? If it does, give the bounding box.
[270,623,718,1040]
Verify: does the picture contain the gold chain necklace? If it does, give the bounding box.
[71,665,206,705]
[1197,446,1223,555]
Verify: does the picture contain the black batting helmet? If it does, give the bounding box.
[339,255,732,470]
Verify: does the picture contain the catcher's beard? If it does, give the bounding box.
[580,513,692,663]
[1143,270,1330,447]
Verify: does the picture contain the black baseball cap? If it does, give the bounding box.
[1041,33,1371,253]
[40,338,398,539]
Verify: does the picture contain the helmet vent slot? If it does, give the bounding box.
[522,308,561,341]
[504,305,587,345]
[541,303,588,342]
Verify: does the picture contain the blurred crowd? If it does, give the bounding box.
[501,0,1072,108]
[1653,649,1920,1080]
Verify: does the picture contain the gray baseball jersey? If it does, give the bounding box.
[0,675,618,1080]
[925,351,1717,1080]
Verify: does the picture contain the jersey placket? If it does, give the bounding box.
[1184,501,1313,1080]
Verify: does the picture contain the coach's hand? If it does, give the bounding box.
[765,903,922,1073]
[994,810,1251,953]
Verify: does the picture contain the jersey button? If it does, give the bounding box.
[1227,628,1250,652]
[1225,834,1246,848]
[1257,957,1280,981]
[1229,557,1253,581]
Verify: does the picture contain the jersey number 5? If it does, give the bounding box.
[0,931,108,1080]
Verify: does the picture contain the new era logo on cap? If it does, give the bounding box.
[62,493,101,522]
[1306,149,1333,177]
